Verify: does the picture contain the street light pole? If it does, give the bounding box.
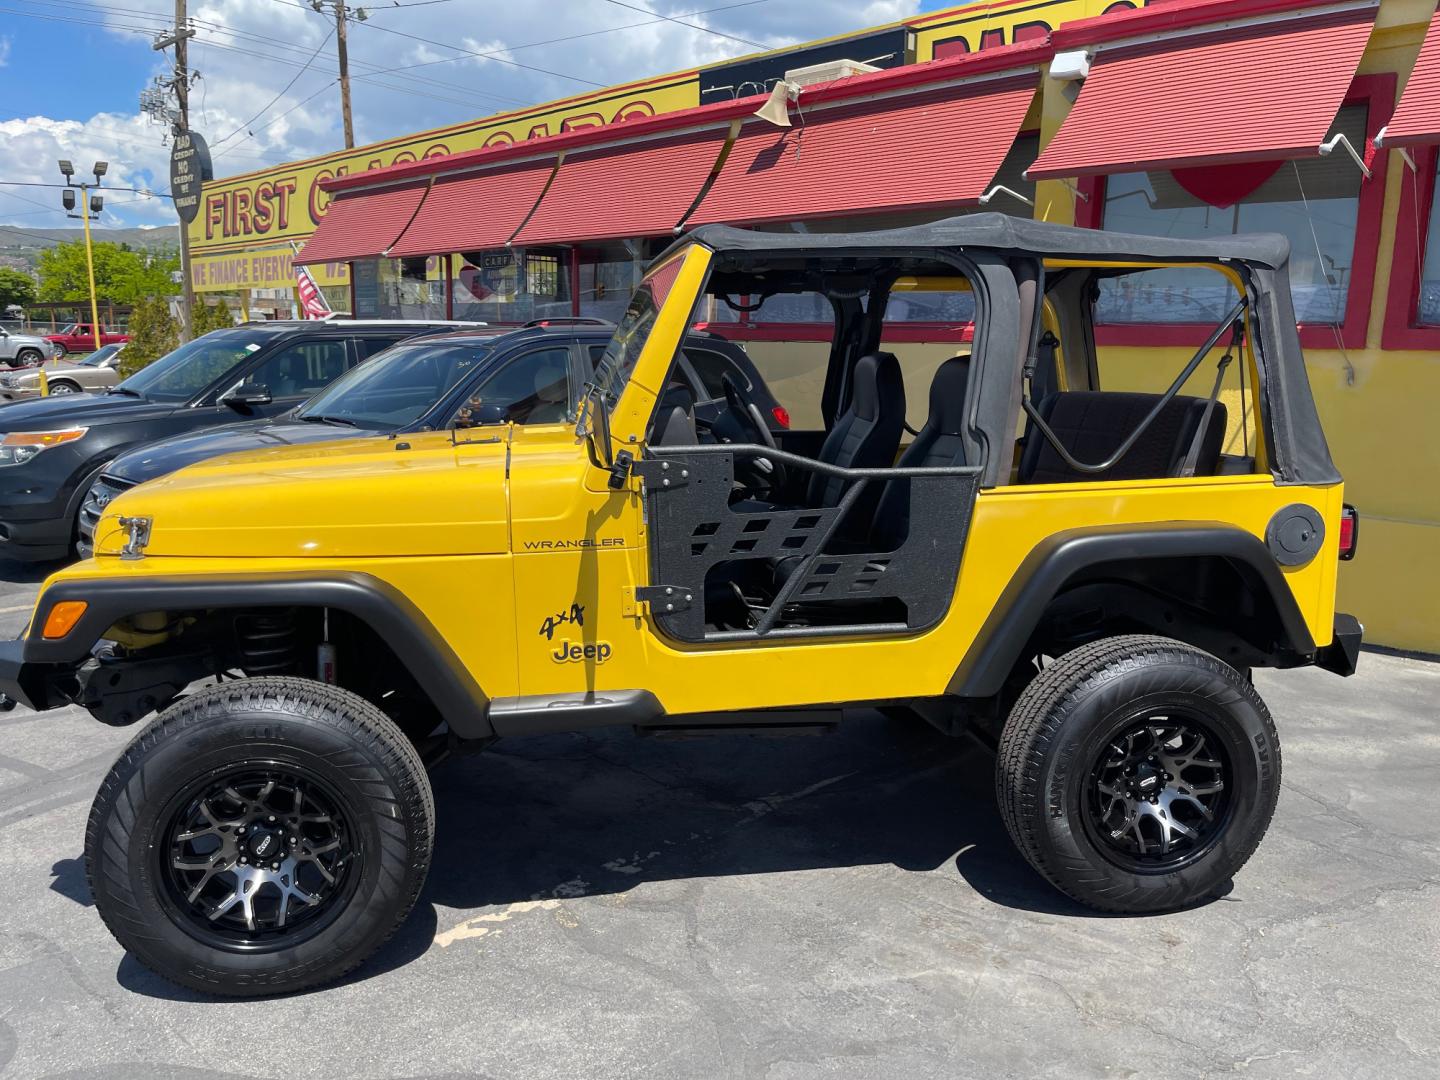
[58,160,106,355]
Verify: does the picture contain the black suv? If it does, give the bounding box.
[76,325,784,556]
[0,319,477,562]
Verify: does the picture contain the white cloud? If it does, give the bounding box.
[0,0,924,227]
[0,36,11,66]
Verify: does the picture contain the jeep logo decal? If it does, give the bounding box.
[551,640,612,664]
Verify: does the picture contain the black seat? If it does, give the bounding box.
[1019,391,1228,484]
[806,351,905,510]
[870,355,970,546]
[650,382,698,446]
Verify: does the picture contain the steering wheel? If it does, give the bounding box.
[720,373,787,497]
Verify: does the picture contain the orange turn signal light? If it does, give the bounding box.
[42,600,88,639]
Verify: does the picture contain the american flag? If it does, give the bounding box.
[295,262,331,319]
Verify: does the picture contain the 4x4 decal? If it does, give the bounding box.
[538,603,584,640]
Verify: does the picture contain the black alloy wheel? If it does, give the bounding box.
[1085,714,1231,871]
[160,768,358,949]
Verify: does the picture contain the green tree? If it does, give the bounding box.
[119,295,178,377]
[0,267,37,310]
[190,299,236,335]
[37,242,179,306]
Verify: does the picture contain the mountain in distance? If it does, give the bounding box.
[0,224,180,268]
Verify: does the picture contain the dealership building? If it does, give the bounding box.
[189,0,1440,654]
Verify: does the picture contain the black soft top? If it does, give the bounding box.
[674,213,1290,270]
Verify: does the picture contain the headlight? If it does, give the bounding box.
[0,428,88,466]
[0,376,14,388]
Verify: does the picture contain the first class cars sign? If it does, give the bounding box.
[170,130,214,225]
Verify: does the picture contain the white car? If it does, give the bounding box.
[0,343,124,400]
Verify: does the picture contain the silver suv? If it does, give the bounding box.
[0,327,56,368]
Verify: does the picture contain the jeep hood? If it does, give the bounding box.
[93,430,509,558]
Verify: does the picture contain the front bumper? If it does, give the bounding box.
[1315,612,1363,677]
[0,638,44,711]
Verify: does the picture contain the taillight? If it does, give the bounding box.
[1339,504,1359,560]
[771,405,791,429]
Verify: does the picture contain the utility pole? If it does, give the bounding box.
[152,1,198,341]
[335,0,354,149]
[310,1,363,148]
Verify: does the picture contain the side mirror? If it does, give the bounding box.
[102,355,121,369]
[222,383,273,412]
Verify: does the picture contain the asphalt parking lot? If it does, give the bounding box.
[0,563,1434,1080]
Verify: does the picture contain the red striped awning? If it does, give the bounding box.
[688,73,1038,227]
[388,160,555,257]
[293,180,429,265]
[513,128,728,245]
[1027,6,1377,179]
[1379,12,1440,146]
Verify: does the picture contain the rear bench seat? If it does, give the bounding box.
[1019,391,1228,484]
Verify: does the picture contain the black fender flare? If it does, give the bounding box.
[947,522,1318,698]
[25,571,493,738]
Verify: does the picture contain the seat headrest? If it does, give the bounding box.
[926,356,970,435]
[850,352,903,422]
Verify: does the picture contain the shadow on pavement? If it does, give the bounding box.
[49,857,93,907]
[412,714,1106,919]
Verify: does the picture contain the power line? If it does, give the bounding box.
[357,0,772,78]
[211,26,335,148]
[258,0,608,87]
[601,0,767,49]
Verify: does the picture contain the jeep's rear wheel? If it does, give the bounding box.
[85,677,434,997]
[996,635,1280,913]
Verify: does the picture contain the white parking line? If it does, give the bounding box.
[0,604,34,614]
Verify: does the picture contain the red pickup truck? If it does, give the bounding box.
[45,323,128,355]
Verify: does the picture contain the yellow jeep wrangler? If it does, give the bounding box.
[0,215,1360,996]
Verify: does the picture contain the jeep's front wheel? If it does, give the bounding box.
[996,635,1280,913]
[85,677,435,997]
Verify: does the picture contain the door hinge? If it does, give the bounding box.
[623,584,693,616]
[607,449,634,490]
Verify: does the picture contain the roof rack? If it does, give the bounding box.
[521,317,616,329]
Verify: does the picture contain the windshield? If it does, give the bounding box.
[81,344,120,367]
[297,338,494,430]
[57,323,78,336]
[579,258,689,436]
[117,326,287,403]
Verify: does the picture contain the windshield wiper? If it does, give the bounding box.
[107,387,143,398]
[298,414,358,427]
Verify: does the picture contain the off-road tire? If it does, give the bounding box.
[996,635,1280,913]
[85,677,435,997]
[15,348,43,366]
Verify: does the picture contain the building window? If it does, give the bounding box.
[577,241,652,323]
[450,248,571,324]
[1418,172,1440,326]
[351,256,446,319]
[1095,106,1368,327]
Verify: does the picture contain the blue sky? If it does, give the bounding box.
[1,1,953,228]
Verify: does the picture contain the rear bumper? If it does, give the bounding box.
[1315,612,1363,677]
